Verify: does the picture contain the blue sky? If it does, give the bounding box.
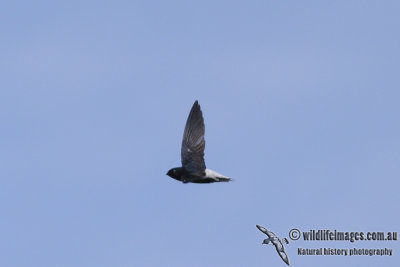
[1,1,399,266]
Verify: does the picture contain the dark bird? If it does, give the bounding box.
[256,225,290,266]
[166,100,231,184]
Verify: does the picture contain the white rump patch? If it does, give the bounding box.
[205,169,229,180]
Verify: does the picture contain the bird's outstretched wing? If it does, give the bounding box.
[275,246,290,266]
[256,224,274,239]
[181,101,206,176]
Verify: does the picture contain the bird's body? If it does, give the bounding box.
[166,101,231,184]
[167,167,230,183]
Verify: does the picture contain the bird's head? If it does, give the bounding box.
[262,239,270,245]
[166,168,181,180]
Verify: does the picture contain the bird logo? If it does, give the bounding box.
[256,225,290,266]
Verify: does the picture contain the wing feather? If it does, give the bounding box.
[181,101,206,176]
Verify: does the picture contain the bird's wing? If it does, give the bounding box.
[256,225,274,239]
[277,238,285,250]
[181,101,206,176]
[274,238,289,265]
[276,245,290,266]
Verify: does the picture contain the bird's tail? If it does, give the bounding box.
[216,177,232,182]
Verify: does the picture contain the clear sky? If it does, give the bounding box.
[1,1,399,266]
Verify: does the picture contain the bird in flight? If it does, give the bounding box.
[166,100,231,184]
[256,225,290,266]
